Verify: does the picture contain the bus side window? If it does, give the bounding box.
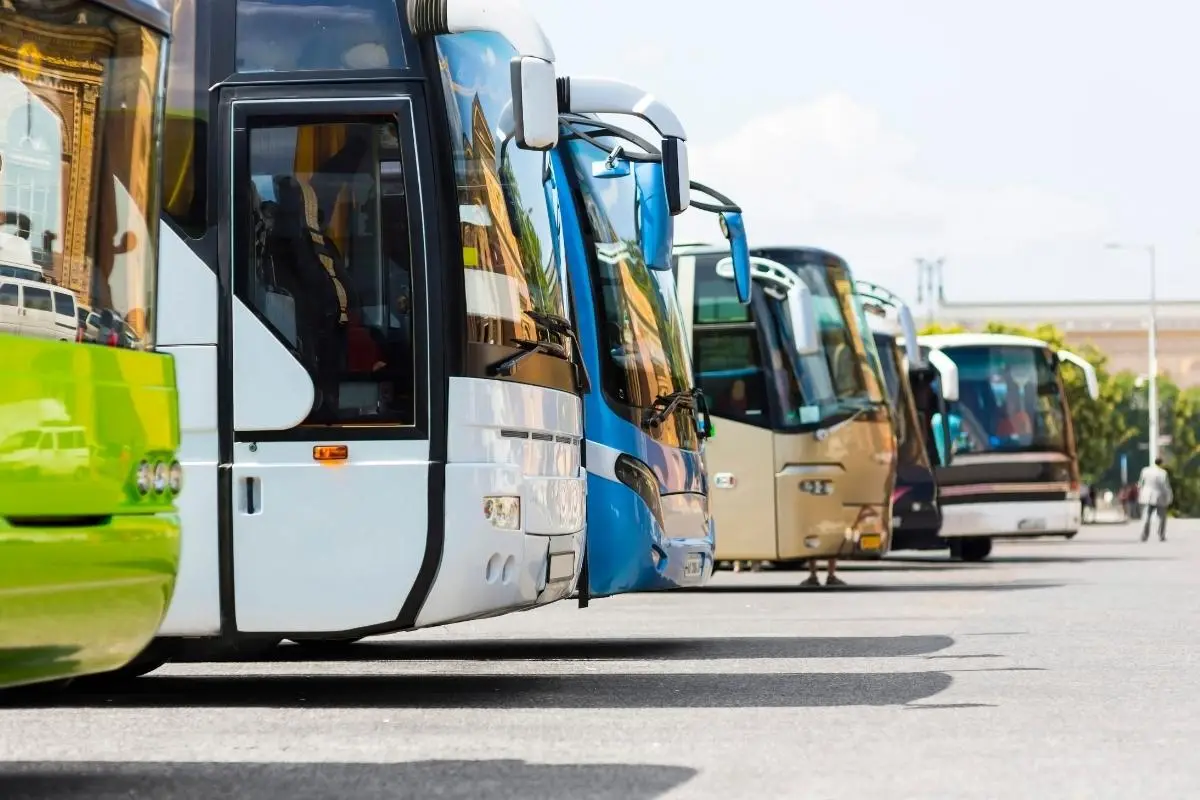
[241,119,418,427]
[694,329,769,424]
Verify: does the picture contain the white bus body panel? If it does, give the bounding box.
[156,227,585,637]
[157,343,221,635]
[232,439,430,632]
[158,227,221,635]
[418,376,585,628]
[940,498,1081,538]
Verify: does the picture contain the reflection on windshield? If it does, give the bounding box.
[934,345,1067,456]
[0,2,164,349]
[566,139,697,450]
[436,32,568,356]
[751,249,884,417]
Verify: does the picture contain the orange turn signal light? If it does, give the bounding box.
[313,445,349,462]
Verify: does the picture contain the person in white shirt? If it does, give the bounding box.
[1137,457,1173,542]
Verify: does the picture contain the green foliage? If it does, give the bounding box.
[918,322,968,335]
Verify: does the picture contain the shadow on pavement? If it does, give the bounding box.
[263,634,955,663]
[0,760,696,800]
[8,670,953,710]
[693,581,1065,594]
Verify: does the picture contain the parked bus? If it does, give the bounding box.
[672,246,896,582]
[856,281,948,552]
[0,0,182,688]
[920,332,1100,560]
[549,83,751,599]
[139,0,587,668]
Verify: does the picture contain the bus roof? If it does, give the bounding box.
[749,245,848,267]
[919,332,1052,350]
[95,0,172,36]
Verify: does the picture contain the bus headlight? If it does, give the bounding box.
[168,461,184,493]
[483,496,521,531]
[613,454,665,531]
[152,462,169,493]
[135,461,152,494]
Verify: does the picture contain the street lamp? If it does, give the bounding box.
[1105,242,1158,465]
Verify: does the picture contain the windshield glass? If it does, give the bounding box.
[435,32,569,359]
[0,1,165,350]
[937,344,1067,455]
[565,138,697,449]
[751,249,884,413]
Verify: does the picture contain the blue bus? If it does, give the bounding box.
[547,82,751,599]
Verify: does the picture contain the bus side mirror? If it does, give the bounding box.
[662,136,690,215]
[511,57,559,151]
[720,211,751,304]
[1057,349,1100,400]
[927,349,959,402]
[934,384,953,467]
[787,282,821,357]
[634,162,672,270]
[591,157,631,179]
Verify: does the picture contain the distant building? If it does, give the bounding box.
[930,299,1200,387]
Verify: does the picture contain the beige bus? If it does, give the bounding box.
[672,245,897,582]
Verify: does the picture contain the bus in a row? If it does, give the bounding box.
[672,245,897,584]
[0,0,183,689]
[921,332,1099,560]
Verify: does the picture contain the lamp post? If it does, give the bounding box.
[1105,243,1158,465]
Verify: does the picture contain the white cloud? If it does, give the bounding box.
[675,93,1111,295]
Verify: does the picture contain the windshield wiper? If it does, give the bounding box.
[642,388,704,431]
[489,337,569,377]
[523,310,591,392]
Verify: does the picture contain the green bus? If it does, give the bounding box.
[0,0,181,688]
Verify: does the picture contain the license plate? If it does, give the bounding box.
[547,552,575,583]
[859,533,883,551]
[683,553,704,579]
[1017,518,1047,531]
[891,515,902,529]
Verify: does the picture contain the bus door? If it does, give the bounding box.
[220,87,437,634]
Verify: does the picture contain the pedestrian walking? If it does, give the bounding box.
[1137,457,1173,542]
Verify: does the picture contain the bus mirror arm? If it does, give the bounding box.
[556,76,690,214]
[1057,349,1100,401]
[408,0,560,150]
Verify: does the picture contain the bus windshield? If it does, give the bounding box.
[940,345,1067,455]
[0,1,165,349]
[752,249,885,425]
[565,138,698,449]
[435,32,570,361]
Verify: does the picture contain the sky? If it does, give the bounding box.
[524,0,1200,308]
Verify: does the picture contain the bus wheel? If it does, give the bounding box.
[72,641,175,687]
[1064,531,1078,540]
[959,538,992,562]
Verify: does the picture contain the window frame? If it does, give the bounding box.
[221,87,433,442]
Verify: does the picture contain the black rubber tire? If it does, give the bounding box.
[1064,531,1078,540]
[959,537,993,562]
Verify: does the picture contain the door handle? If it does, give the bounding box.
[243,476,261,514]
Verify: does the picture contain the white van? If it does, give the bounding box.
[0,276,80,341]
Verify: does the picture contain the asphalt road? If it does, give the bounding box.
[2,519,1197,799]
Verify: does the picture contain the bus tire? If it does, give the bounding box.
[1064,531,1078,540]
[959,537,992,562]
[73,641,175,686]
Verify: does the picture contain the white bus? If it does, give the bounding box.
[920,333,1100,560]
[138,0,589,668]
